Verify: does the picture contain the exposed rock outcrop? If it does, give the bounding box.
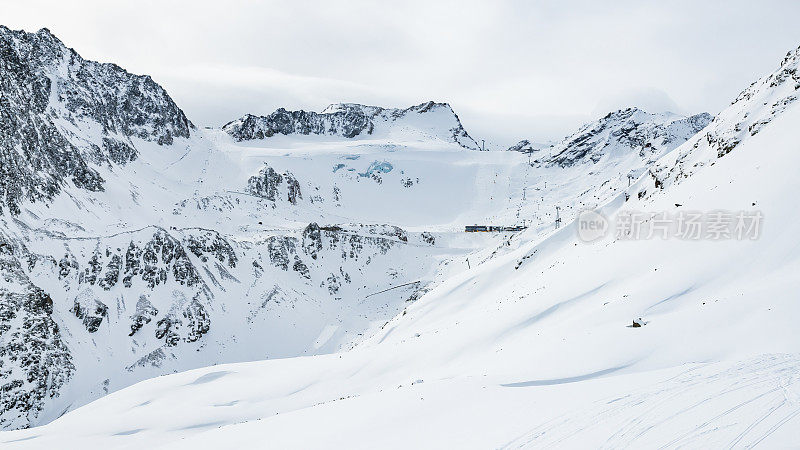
[223,101,479,149]
[0,26,193,215]
[0,235,73,429]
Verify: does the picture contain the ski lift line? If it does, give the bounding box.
[363,280,422,299]
[18,224,180,242]
[465,225,527,232]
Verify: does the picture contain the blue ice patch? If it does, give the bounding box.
[358,161,393,177]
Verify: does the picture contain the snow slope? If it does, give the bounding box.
[1,26,508,429]
[3,42,800,448]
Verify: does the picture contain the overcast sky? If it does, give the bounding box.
[5,0,800,147]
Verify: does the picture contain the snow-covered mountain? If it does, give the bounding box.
[0,25,192,216]
[649,46,800,192]
[544,108,712,167]
[486,109,713,242]
[506,109,711,165]
[0,23,711,431]
[3,24,799,449]
[222,101,480,149]
[0,26,475,430]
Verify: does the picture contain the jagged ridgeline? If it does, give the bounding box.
[222,101,480,149]
[547,108,712,167]
[0,26,193,215]
[510,108,712,167]
[649,46,800,193]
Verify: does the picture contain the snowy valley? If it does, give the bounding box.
[1,23,800,449]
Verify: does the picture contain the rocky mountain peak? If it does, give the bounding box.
[222,100,479,149]
[506,139,551,154]
[649,43,800,193]
[546,107,712,167]
[0,26,194,215]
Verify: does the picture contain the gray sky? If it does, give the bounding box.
[5,0,800,147]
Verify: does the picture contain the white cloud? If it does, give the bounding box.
[592,87,683,117]
[4,0,800,143]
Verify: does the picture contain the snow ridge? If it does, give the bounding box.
[650,44,800,192]
[545,107,712,167]
[222,101,480,149]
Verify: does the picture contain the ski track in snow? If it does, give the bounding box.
[504,355,800,449]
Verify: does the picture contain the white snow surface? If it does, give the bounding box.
[3,48,800,448]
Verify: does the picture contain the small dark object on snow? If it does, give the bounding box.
[630,317,646,328]
[675,203,682,207]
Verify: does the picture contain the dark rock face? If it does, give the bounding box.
[121,230,203,289]
[98,254,122,290]
[154,316,180,347]
[129,296,158,336]
[248,166,282,201]
[261,222,397,279]
[303,223,396,262]
[267,236,295,271]
[507,139,541,154]
[302,223,323,259]
[247,164,303,204]
[0,26,193,215]
[71,296,108,333]
[704,49,799,158]
[285,173,302,204]
[182,299,211,343]
[223,106,373,140]
[0,235,73,429]
[125,348,166,372]
[102,138,138,165]
[222,101,479,149]
[292,256,310,279]
[155,298,210,347]
[42,229,226,297]
[185,230,238,268]
[58,254,78,279]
